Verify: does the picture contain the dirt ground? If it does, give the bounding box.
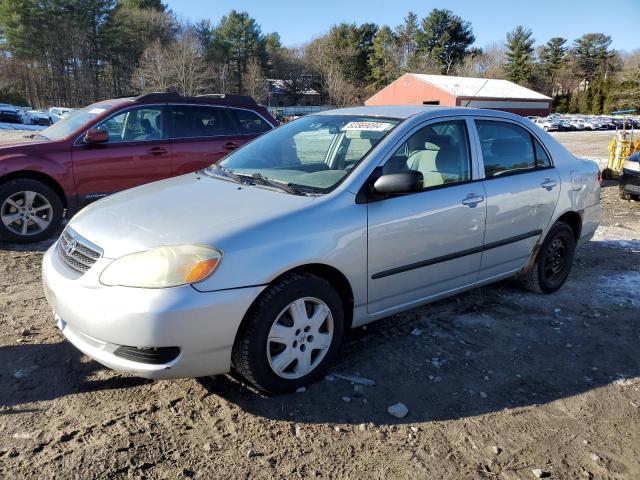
[1,130,639,479]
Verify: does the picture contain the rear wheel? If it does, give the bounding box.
[232,273,344,394]
[520,222,576,294]
[0,178,64,243]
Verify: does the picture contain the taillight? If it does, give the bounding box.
[597,170,602,185]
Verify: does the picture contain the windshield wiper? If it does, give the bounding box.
[206,164,245,184]
[249,173,307,196]
[23,133,49,140]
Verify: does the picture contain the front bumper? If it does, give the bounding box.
[42,243,265,379]
[620,171,640,196]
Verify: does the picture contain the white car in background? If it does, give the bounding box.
[20,109,51,126]
[48,107,75,124]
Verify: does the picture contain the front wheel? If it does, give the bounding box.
[520,222,576,294]
[0,178,64,243]
[232,273,344,394]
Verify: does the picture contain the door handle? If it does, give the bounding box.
[461,194,485,207]
[541,178,557,190]
[224,142,239,151]
[147,147,168,156]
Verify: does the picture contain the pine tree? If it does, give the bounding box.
[504,26,535,85]
[396,12,419,69]
[368,26,400,90]
[416,9,475,74]
[539,37,567,86]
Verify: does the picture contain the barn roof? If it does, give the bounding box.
[411,74,552,100]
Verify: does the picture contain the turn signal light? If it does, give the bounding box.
[185,258,221,283]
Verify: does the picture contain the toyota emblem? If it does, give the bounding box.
[64,238,77,256]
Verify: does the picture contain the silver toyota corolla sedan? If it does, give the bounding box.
[42,106,602,393]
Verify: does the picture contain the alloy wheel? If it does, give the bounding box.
[1,190,53,236]
[266,297,334,379]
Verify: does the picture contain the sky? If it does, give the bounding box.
[164,0,640,52]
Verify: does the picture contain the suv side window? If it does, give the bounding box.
[475,120,551,177]
[384,120,472,190]
[95,107,165,143]
[228,109,272,135]
[170,105,237,138]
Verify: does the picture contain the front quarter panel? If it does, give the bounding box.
[192,191,368,309]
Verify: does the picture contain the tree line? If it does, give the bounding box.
[0,1,638,113]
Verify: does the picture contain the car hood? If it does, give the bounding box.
[0,137,49,155]
[69,172,317,258]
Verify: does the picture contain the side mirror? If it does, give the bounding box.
[372,171,424,195]
[84,128,109,144]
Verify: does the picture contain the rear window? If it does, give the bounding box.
[170,106,236,138]
[228,109,272,134]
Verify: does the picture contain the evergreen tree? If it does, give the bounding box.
[208,11,266,94]
[572,33,615,81]
[416,9,474,74]
[368,26,400,90]
[504,26,535,85]
[539,37,567,86]
[395,11,419,69]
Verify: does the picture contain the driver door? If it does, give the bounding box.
[72,106,171,206]
[367,118,486,314]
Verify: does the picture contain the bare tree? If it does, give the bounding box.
[171,34,212,96]
[326,65,358,106]
[243,56,268,103]
[133,34,212,96]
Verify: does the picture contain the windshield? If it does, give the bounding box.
[218,115,400,193]
[41,103,115,140]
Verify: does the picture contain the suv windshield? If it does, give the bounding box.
[217,115,400,193]
[42,103,115,140]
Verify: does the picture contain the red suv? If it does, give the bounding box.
[0,93,277,243]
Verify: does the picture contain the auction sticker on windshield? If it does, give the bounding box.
[342,121,393,131]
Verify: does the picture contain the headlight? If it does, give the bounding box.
[100,245,222,288]
[624,159,640,172]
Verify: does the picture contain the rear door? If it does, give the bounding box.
[72,105,171,205]
[367,118,487,314]
[168,106,273,176]
[473,119,561,280]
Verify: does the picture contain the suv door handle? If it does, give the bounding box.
[147,147,168,156]
[541,178,557,190]
[224,142,239,151]
[461,194,485,207]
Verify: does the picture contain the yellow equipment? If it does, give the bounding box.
[606,131,640,178]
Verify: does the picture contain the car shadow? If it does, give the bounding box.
[0,341,150,409]
[0,235,57,253]
[197,241,640,425]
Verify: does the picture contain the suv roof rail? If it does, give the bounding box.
[133,92,257,106]
[196,93,257,105]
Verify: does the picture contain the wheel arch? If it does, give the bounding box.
[232,263,355,349]
[555,210,582,240]
[0,170,68,209]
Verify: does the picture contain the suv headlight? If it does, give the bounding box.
[100,245,222,288]
[624,158,640,173]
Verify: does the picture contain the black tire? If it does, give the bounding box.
[520,222,576,294]
[232,273,345,394]
[0,178,64,243]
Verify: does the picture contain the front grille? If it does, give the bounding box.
[58,227,102,275]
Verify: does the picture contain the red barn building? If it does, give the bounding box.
[365,73,551,116]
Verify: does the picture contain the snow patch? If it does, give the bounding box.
[600,271,640,306]
[0,122,45,131]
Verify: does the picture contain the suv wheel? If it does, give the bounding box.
[0,179,64,243]
[232,273,344,394]
[520,222,576,294]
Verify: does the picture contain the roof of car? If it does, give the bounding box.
[314,105,523,121]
